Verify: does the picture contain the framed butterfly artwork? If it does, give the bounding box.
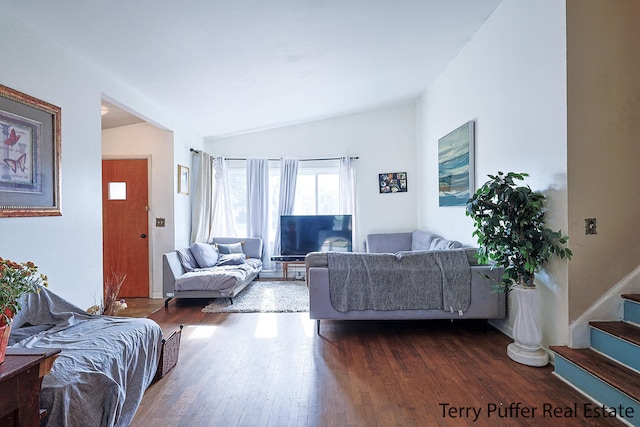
[0,84,61,217]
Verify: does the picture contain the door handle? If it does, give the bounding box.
[141,234,147,239]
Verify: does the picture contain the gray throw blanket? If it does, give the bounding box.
[328,250,471,313]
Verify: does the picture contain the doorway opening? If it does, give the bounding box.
[101,97,176,302]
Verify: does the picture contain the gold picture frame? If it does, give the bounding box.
[178,164,190,195]
[0,84,62,217]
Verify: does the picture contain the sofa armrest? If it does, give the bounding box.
[469,264,506,318]
[365,232,413,253]
[163,252,184,296]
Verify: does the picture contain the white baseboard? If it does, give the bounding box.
[489,317,513,339]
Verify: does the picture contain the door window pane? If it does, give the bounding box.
[108,182,126,200]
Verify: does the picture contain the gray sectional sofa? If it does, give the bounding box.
[163,237,263,306]
[306,230,506,332]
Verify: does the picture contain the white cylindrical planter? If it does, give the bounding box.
[507,285,549,367]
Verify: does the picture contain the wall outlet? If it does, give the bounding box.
[585,218,597,235]
[156,218,166,227]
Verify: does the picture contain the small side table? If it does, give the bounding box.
[279,261,306,281]
[0,348,60,426]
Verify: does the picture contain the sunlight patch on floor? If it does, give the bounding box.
[255,313,278,337]
[300,313,314,337]
[259,288,278,312]
[186,325,218,340]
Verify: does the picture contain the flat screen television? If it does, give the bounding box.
[280,214,353,256]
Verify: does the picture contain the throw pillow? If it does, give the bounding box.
[216,253,247,266]
[411,230,435,251]
[190,242,219,268]
[176,248,199,272]
[215,241,245,255]
[429,237,463,250]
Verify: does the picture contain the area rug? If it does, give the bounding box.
[201,280,309,313]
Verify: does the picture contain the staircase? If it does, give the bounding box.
[551,294,640,426]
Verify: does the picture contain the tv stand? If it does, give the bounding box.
[282,261,305,281]
[271,255,306,262]
[271,256,306,280]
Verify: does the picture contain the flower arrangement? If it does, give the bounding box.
[86,272,128,316]
[0,257,48,325]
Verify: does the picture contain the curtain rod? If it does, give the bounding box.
[190,148,358,162]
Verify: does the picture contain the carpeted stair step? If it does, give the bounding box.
[622,294,640,325]
[551,345,640,419]
[590,321,640,372]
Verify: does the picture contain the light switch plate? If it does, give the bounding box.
[585,218,597,235]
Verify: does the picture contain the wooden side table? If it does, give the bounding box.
[0,348,60,426]
[281,261,306,280]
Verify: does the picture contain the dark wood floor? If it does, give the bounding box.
[118,297,166,318]
[128,299,623,427]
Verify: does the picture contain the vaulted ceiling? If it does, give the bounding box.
[0,1,503,137]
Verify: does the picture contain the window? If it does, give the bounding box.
[107,182,127,200]
[293,167,339,215]
[228,160,340,259]
[227,161,247,234]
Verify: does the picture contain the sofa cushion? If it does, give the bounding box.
[411,230,437,251]
[176,248,199,272]
[216,253,247,266]
[429,237,463,250]
[366,232,412,253]
[190,242,219,268]
[215,242,245,255]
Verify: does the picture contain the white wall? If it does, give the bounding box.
[102,123,175,298]
[205,104,419,248]
[0,10,198,308]
[417,0,569,345]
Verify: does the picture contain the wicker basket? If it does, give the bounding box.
[154,324,183,381]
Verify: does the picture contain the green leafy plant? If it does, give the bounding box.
[465,172,572,291]
[0,257,48,325]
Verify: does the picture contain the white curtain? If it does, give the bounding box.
[190,152,214,243]
[191,153,236,243]
[246,159,270,266]
[272,159,299,257]
[339,156,357,250]
[210,156,237,238]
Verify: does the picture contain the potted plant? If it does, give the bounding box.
[0,257,48,363]
[466,172,572,366]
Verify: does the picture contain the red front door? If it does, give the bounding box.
[102,159,149,297]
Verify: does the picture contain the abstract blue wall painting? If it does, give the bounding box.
[438,121,474,207]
